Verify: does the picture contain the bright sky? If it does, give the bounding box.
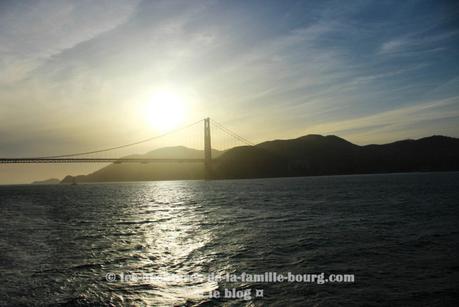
[0,0,458,183]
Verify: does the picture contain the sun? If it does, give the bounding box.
[146,90,186,132]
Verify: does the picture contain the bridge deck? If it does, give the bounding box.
[0,158,206,163]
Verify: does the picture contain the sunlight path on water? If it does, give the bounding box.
[107,181,218,306]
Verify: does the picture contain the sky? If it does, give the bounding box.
[0,0,458,183]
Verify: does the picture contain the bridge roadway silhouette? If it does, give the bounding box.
[0,118,253,179]
[0,158,205,163]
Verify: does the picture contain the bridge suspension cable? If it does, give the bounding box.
[34,119,205,159]
[0,117,255,164]
[210,119,254,146]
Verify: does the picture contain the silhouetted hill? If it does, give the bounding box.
[61,135,459,183]
[211,145,288,179]
[61,146,221,183]
[213,135,459,179]
[32,178,60,184]
[359,135,459,173]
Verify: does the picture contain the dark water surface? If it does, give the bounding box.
[1,172,459,306]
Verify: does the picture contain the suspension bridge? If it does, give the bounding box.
[0,118,253,179]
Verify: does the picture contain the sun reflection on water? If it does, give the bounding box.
[111,181,218,305]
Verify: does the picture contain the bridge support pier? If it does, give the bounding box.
[204,117,212,180]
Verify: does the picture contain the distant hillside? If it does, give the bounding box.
[61,135,459,183]
[32,178,60,184]
[61,146,221,183]
[213,135,459,179]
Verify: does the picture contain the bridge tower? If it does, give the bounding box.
[204,117,212,179]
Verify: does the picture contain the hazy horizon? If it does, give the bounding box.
[2,132,457,185]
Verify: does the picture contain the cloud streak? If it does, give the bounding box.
[0,0,139,84]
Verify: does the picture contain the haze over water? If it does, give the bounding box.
[1,172,458,306]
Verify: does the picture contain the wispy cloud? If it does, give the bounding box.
[304,95,459,143]
[0,0,139,84]
[379,30,458,55]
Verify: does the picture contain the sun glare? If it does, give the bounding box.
[146,90,186,132]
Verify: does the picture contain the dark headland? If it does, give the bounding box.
[32,178,61,185]
[61,134,459,183]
